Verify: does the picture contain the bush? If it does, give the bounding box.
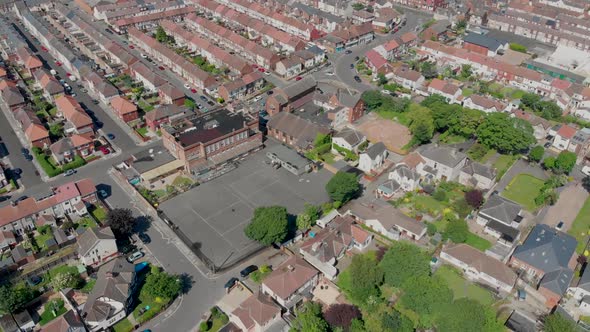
[199,321,210,331]
[62,155,86,171]
[509,43,527,53]
[433,189,447,202]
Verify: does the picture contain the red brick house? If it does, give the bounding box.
[55,95,95,139]
[144,104,189,131]
[266,77,317,116]
[25,123,51,149]
[110,96,138,122]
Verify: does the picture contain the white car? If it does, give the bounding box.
[127,251,144,262]
[264,71,271,75]
[50,69,57,75]
[582,165,590,176]
[184,83,191,89]
[325,72,334,76]
[140,53,148,58]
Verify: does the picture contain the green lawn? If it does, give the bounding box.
[320,152,335,164]
[48,265,79,279]
[462,88,474,97]
[436,265,495,306]
[568,197,590,254]
[465,233,492,251]
[80,279,96,293]
[113,318,134,332]
[172,176,194,188]
[77,216,98,229]
[440,133,466,144]
[89,206,107,222]
[501,174,545,211]
[39,299,67,326]
[493,154,518,180]
[137,127,148,137]
[133,293,168,324]
[413,195,446,216]
[35,232,55,251]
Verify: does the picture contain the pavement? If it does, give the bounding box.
[539,183,588,231]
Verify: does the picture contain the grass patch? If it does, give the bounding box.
[511,90,525,99]
[137,99,154,112]
[440,133,466,144]
[568,197,590,254]
[413,195,446,216]
[112,318,134,332]
[35,232,55,251]
[465,233,492,251]
[172,176,193,188]
[137,127,148,137]
[436,265,495,306]
[320,152,335,164]
[467,144,492,162]
[153,189,167,198]
[493,154,518,180]
[77,217,98,229]
[462,88,474,97]
[80,278,96,293]
[501,173,545,211]
[89,205,107,222]
[39,299,67,326]
[48,265,78,279]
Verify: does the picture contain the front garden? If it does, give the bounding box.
[501,173,545,211]
[568,196,590,254]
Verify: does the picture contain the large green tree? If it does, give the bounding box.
[289,302,329,332]
[528,145,545,163]
[244,206,289,246]
[408,104,434,144]
[476,112,535,153]
[381,310,414,332]
[0,285,34,315]
[436,298,503,332]
[106,208,136,237]
[349,253,383,305]
[400,276,453,328]
[379,242,430,287]
[443,216,470,244]
[155,26,168,43]
[554,151,577,174]
[296,204,320,230]
[52,271,83,290]
[143,266,181,299]
[325,172,360,204]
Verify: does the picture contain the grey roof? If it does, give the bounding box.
[50,137,75,155]
[1,86,24,106]
[281,76,317,99]
[512,224,577,274]
[11,245,31,261]
[420,146,466,167]
[306,45,325,56]
[365,142,386,159]
[45,238,57,248]
[265,143,311,171]
[392,164,420,181]
[505,311,537,332]
[333,89,362,108]
[540,268,573,296]
[53,227,69,244]
[77,227,115,256]
[13,310,32,328]
[130,148,176,174]
[82,257,135,323]
[334,128,364,146]
[378,179,400,195]
[268,112,330,150]
[429,20,451,34]
[479,195,521,225]
[486,219,520,242]
[291,2,344,22]
[0,315,18,332]
[463,32,506,51]
[461,161,496,180]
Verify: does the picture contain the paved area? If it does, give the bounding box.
[495,159,549,193]
[355,112,412,154]
[486,29,556,57]
[159,143,332,266]
[540,184,589,230]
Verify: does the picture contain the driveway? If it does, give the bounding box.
[540,184,588,231]
[495,159,549,193]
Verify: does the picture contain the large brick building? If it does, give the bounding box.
[162,109,262,177]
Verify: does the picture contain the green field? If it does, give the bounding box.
[569,197,590,254]
[493,154,518,180]
[436,265,495,306]
[501,174,545,211]
[465,233,492,251]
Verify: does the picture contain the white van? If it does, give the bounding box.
[50,69,57,75]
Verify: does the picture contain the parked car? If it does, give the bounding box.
[190,88,197,93]
[225,277,239,289]
[354,76,361,83]
[207,101,214,106]
[24,154,33,161]
[240,265,258,278]
[140,53,148,58]
[345,49,352,54]
[138,232,151,244]
[107,133,115,140]
[21,148,29,155]
[63,169,76,177]
[267,90,274,95]
[15,195,28,203]
[556,221,564,231]
[13,168,22,175]
[350,63,354,69]
[544,142,551,148]
[354,56,359,61]
[127,251,144,262]
[295,76,302,81]
[49,69,57,75]
[129,45,135,49]
[92,99,99,104]
[158,66,165,70]
[98,189,108,198]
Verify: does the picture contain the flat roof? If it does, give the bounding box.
[131,148,177,174]
[265,142,311,171]
[175,109,252,147]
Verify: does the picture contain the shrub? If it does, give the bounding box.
[199,321,210,331]
[433,189,447,202]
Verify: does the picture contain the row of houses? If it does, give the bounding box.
[93,0,186,24]
[112,6,195,34]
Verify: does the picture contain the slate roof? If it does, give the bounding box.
[461,161,496,180]
[420,145,466,167]
[1,86,24,106]
[540,268,573,296]
[479,195,521,225]
[281,76,316,99]
[392,164,420,181]
[463,32,506,51]
[334,128,364,147]
[512,224,577,274]
[365,142,386,159]
[267,112,330,150]
[77,226,115,257]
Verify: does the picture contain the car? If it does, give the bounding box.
[40,46,48,52]
[21,147,29,155]
[190,88,197,93]
[138,232,151,244]
[240,265,258,278]
[354,56,360,61]
[224,277,239,289]
[127,251,144,262]
[71,93,77,97]
[27,276,43,286]
[295,76,302,81]
[258,68,265,73]
[56,61,62,66]
[99,146,110,155]
[267,90,274,95]
[92,99,99,104]
[252,64,259,69]
[354,76,361,83]
[15,195,28,203]
[140,53,148,58]
[583,165,590,176]
[350,63,354,69]
[326,72,334,76]
[25,154,33,161]
[345,49,352,54]
[98,189,108,198]
[49,69,57,75]
[66,72,72,77]
[207,100,214,106]
[107,133,115,140]
[184,83,191,89]
[81,88,88,93]
[544,142,551,148]
[197,103,203,109]
[129,45,135,49]
[158,66,165,70]
[104,28,113,34]
[556,221,564,230]
[63,169,76,177]
[13,168,22,175]
[200,95,208,101]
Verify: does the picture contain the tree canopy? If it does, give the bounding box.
[554,151,577,174]
[379,242,431,287]
[289,302,329,332]
[323,304,362,330]
[544,312,576,332]
[325,172,360,204]
[443,215,470,244]
[143,266,181,299]
[52,271,83,290]
[476,112,535,153]
[296,204,320,231]
[408,104,434,144]
[106,208,136,237]
[0,284,34,314]
[400,276,453,328]
[436,298,503,332]
[381,310,414,332]
[244,206,289,246]
[349,253,383,305]
[528,145,545,163]
[465,189,484,208]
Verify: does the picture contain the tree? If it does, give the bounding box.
[325,172,360,204]
[400,276,453,328]
[436,298,503,332]
[361,90,390,111]
[296,204,320,230]
[544,312,576,332]
[443,216,470,244]
[543,156,556,170]
[49,123,64,138]
[465,189,484,208]
[476,113,535,153]
[379,242,430,287]
[421,94,448,108]
[583,176,590,193]
[509,43,527,53]
[184,98,196,110]
[144,266,181,299]
[419,61,438,79]
[528,145,545,163]
[408,104,434,145]
[520,93,541,109]
[155,26,168,43]
[554,151,577,174]
[349,253,383,304]
[381,310,413,332]
[459,64,472,80]
[244,206,288,245]
[106,208,136,237]
[350,319,365,332]
[289,302,329,332]
[52,271,82,290]
[377,73,387,86]
[314,133,331,147]
[324,304,362,330]
[432,189,447,201]
[0,285,34,315]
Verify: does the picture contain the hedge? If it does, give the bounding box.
[62,156,86,171]
[34,150,63,177]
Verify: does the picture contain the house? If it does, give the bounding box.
[77,226,118,267]
[568,128,590,159]
[568,268,590,315]
[417,145,467,181]
[326,89,365,127]
[552,124,577,151]
[81,257,139,331]
[512,109,551,140]
[0,85,25,110]
[462,32,508,56]
[50,135,94,164]
[13,310,34,332]
[421,20,450,41]
[85,73,118,104]
[510,224,577,308]
[463,94,509,113]
[0,315,18,332]
[476,195,522,245]
[15,46,42,74]
[345,200,427,241]
[229,293,282,332]
[358,142,388,174]
[266,77,317,116]
[427,78,461,104]
[441,243,517,293]
[33,69,64,101]
[36,215,57,227]
[55,95,94,138]
[218,72,265,102]
[25,123,50,149]
[459,161,497,190]
[365,49,390,77]
[299,215,372,279]
[41,309,86,332]
[267,112,330,151]
[109,96,138,123]
[377,179,401,199]
[144,104,190,131]
[392,66,424,91]
[387,163,421,193]
[158,83,185,106]
[0,231,16,250]
[332,128,366,153]
[261,255,319,309]
[0,178,97,236]
[265,143,312,176]
[275,58,303,78]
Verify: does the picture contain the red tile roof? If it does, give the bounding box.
[24,123,49,142]
[365,49,387,69]
[262,256,318,300]
[557,124,577,139]
[110,96,137,115]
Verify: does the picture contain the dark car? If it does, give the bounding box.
[24,154,33,161]
[138,232,151,244]
[199,95,208,101]
[15,195,28,203]
[350,63,354,69]
[107,133,115,140]
[225,277,239,289]
[92,99,99,104]
[240,265,258,278]
[544,142,551,148]
[267,90,274,95]
[21,148,29,155]
[13,168,22,175]
[207,101,215,106]
[354,56,359,61]
[345,49,352,54]
[354,76,361,83]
